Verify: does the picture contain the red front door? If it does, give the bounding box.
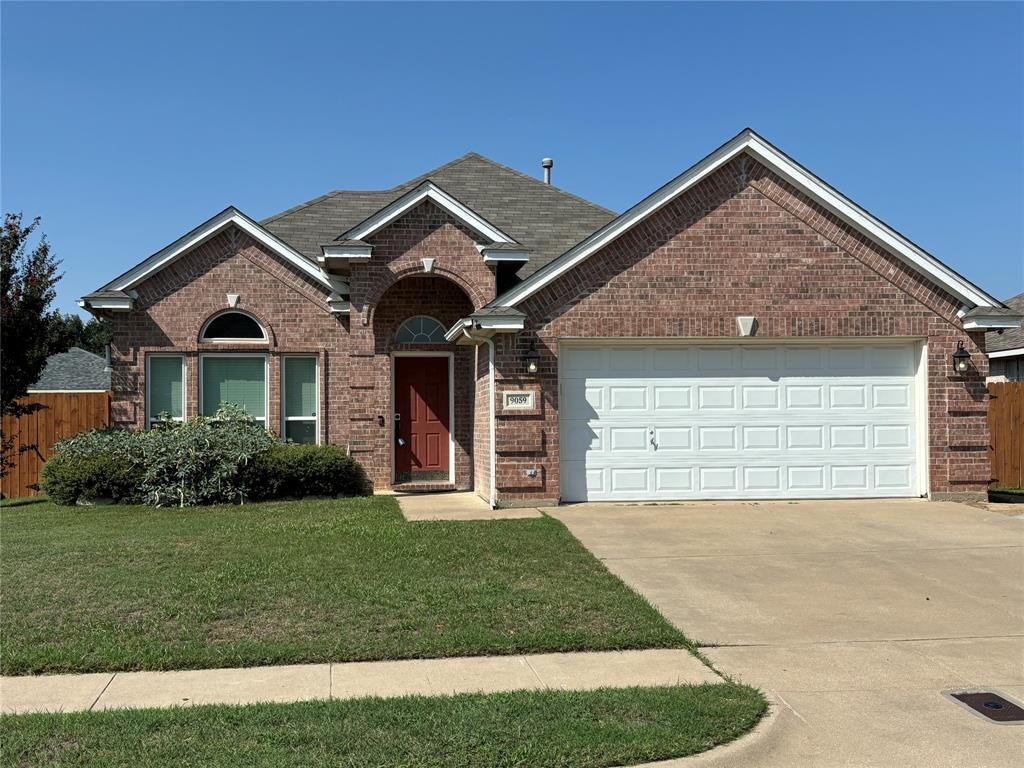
[394,357,450,481]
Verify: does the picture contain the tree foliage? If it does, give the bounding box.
[47,312,113,356]
[1,213,64,478]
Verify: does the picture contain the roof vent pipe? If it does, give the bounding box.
[541,157,553,184]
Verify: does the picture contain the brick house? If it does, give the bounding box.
[81,129,1020,505]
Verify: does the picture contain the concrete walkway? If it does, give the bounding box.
[396,490,543,521]
[554,500,1024,768]
[0,648,718,715]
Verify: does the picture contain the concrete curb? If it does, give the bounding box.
[631,693,780,767]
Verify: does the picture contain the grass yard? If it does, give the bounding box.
[0,684,766,768]
[0,497,686,675]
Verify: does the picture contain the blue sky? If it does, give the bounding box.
[3,1,1022,315]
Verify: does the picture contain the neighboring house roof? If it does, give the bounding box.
[987,292,1024,356]
[261,152,616,280]
[488,128,1009,312]
[29,347,110,392]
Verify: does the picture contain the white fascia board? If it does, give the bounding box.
[492,130,1002,310]
[445,318,474,343]
[989,347,1024,359]
[345,182,517,244]
[80,298,134,311]
[482,250,530,263]
[108,208,333,292]
[444,316,523,344]
[320,244,373,263]
[963,316,1023,330]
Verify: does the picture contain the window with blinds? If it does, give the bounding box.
[283,356,318,444]
[147,355,185,426]
[201,355,267,423]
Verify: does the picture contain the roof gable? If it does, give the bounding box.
[84,208,350,314]
[99,207,335,292]
[340,181,518,244]
[490,129,1005,311]
[261,153,616,279]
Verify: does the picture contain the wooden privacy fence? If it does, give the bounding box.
[1,392,111,499]
[988,382,1024,490]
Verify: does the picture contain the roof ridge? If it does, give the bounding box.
[260,153,483,225]
[261,190,346,224]
[387,152,482,192]
[450,153,616,216]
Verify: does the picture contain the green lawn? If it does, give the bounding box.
[0,497,687,675]
[0,685,766,768]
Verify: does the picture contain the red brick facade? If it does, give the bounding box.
[492,156,989,503]
[102,155,991,504]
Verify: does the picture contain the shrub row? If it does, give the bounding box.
[41,405,370,507]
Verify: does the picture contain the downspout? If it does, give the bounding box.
[462,327,497,508]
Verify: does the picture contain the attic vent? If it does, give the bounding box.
[541,157,553,184]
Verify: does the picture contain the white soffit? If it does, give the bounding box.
[106,207,334,292]
[344,182,518,245]
[491,129,1002,310]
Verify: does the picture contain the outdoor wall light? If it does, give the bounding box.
[523,341,540,374]
[952,340,971,375]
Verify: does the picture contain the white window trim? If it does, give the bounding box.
[199,310,269,344]
[390,351,455,485]
[199,353,269,424]
[281,355,320,445]
[146,353,186,428]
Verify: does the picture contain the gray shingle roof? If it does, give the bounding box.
[261,153,615,280]
[30,347,110,391]
[987,292,1024,354]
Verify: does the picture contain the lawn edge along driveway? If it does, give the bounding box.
[1,497,688,675]
[0,684,768,768]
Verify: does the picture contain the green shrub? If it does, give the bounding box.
[42,405,370,507]
[137,404,276,507]
[41,450,144,505]
[244,443,371,500]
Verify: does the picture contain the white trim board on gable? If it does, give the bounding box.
[489,129,1004,311]
[103,207,337,292]
[341,182,519,245]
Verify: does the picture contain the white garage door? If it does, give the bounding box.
[559,343,923,501]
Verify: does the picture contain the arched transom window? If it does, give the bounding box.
[201,311,267,343]
[395,315,447,344]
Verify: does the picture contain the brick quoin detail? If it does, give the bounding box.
[493,156,989,504]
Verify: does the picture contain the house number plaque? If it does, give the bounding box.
[502,391,535,411]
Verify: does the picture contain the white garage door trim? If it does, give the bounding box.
[558,338,929,502]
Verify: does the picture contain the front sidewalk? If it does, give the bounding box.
[0,648,718,715]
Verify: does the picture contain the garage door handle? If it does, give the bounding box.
[650,433,658,450]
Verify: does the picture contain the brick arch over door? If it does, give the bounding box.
[365,264,490,329]
[372,275,475,354]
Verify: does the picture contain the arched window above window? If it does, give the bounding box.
[395,315,447,344]
[200,311,267,342]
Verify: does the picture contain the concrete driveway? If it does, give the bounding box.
[552,500,1024,768]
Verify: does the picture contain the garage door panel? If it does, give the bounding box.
[560,343,921,501]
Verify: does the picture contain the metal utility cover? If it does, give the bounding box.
[945,690,1024,724]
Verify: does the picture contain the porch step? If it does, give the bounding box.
[391,482,457,494]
